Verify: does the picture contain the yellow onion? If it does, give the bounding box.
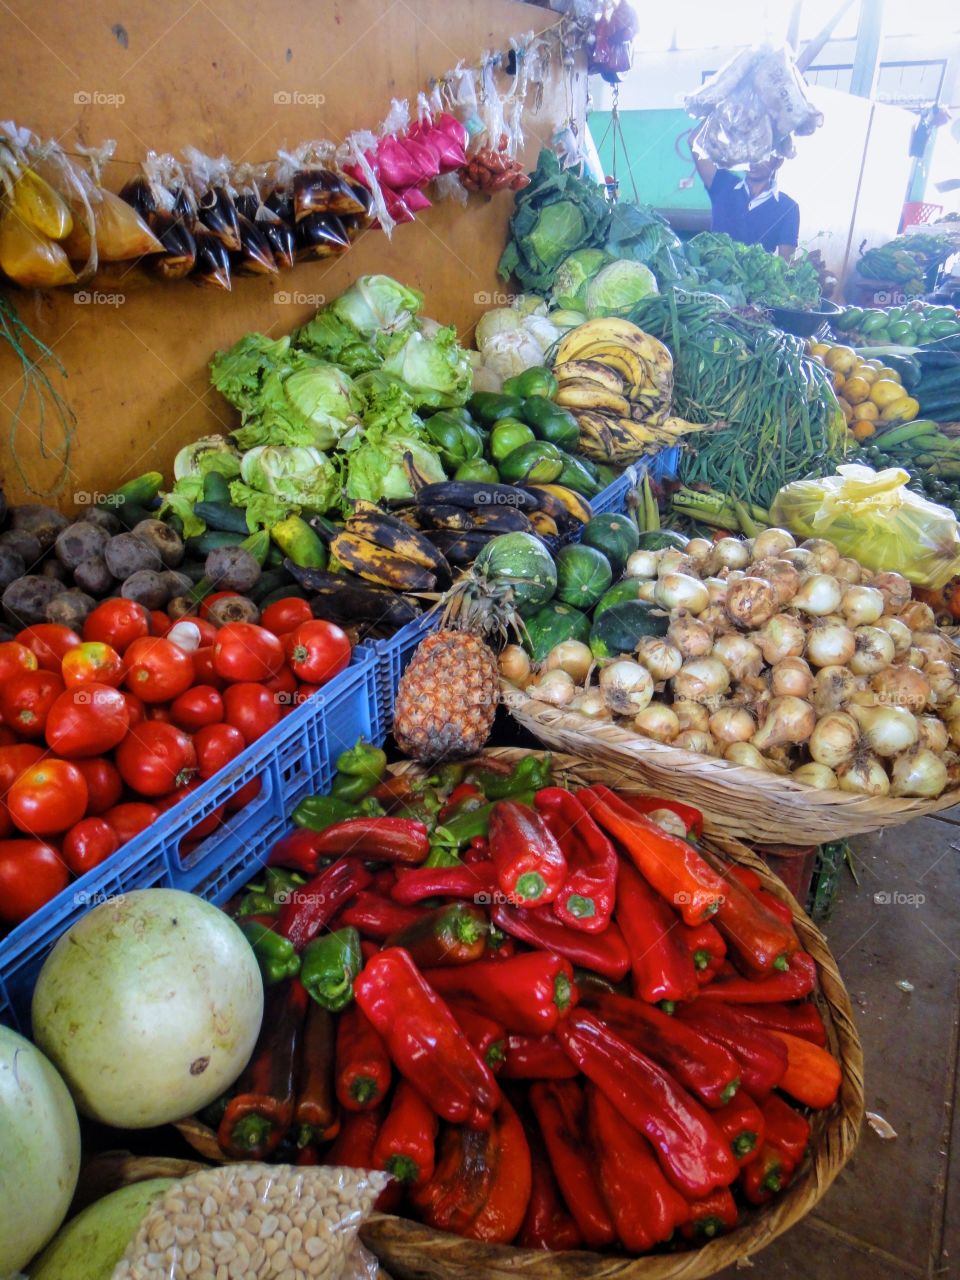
[600,661,654,715]
[805,620,856,669]
[655,573,709,616]
[800,538,840,573]
[527,668,575,706]
[750,557,800,605]
[870,664,930,712]
[668,614,714,659]
[704,577,728,604]
[840,585,884,626]
[637,579,659,603]
[875,615,912,657]
[657,549,697,578]
[758,613,806,665]
[752,527,796,559]
[699,603,736,635]
[684,538,713,567]
[922,659,958,704]
[707,538,750,574]
[793,574,842,617]
[872,571,912,612]
[712,634,763,682]
[849,626,895,676]
[917,715,948,753]
[837,748,890,796]
[809,711,860,769]
[751,696,816,751]
[673,729,718,756]
[725,577,778,629]
[812,665,862,714]
[624,549,660,579]
[724,742,772,771]
[792,762,840,790]
[569,689,611,720]
[912,631,954,665]
[673,658,731,704]
[499,643,532,687]
[770,656,814,699]
[781,547,815,572]
[833,557,863,585]
[633,704,680,742]
[544,640,593,685]
[850,703,919,758]
[889,747,948,798]
[709,705,756,744]
[672,699,710,732]
[634,636,684,682]
[898,601,936,632]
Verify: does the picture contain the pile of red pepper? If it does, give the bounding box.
[210,751,843,1254]
[458,135,529,195]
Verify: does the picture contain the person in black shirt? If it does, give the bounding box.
[693,140,800,259]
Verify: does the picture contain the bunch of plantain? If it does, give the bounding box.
[310,500,451,593]
[553,318,714,464]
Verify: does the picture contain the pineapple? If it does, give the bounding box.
[393,630,499,762]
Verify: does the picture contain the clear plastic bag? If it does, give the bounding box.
[113,1163,390,1280]
[771,464,960,589]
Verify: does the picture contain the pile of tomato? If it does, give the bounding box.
[0,596,351,930]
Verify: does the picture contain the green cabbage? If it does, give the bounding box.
[330,275,423,338]
[379,326,472,409]
[550,248,611,308]
[585,260,659,317]
[342,423,446,503]
[294,312,381,374]
[209,334,302,413]
[231,361,360,451]
[227,483,291,532]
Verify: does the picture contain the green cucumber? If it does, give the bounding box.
[202,472,232,503]
[248,568,295,604]
[590,599,668,658]
[99,472,164,509]
[185,529,247,555]
[194,501,250,533]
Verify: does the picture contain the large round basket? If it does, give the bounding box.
[177,748,863,1280]
[505,686,960,843]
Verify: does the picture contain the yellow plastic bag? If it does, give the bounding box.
[770,463,960,590]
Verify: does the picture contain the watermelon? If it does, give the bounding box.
[636,530,689,551]
[522,601,591,661]
[555,544,613,609]
[590,599,668,658]
[474,532,557,609]
[581,514,640,573]
[594,577,644,617]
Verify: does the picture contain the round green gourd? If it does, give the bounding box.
[474,532,557,609]
[522,600,591,661]
[555,543,613,609]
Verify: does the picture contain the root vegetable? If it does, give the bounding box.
[80,508,122,534]
[833,557,862,585]
[624,549,659,579]
[890,747,948,798]
[73,557,116,596]
[872,571,911,613]
[712,633,763,681]
[600,660,654,714]
[634,636,683,682]
[499,644,531,686]
[849,702,919,757]
[45,589,96,630]
[725,577,778,629]
[0,547,25,592]
[673,657,730,703]
[633,704,680,742]
[724,742,772,771]
[673,730,718,755]
[912,632,953,666]
[918,715,948,753]
[0,529,42,565]
[758,613,806,665]
[751,696,816,751]
[700,602,735,634]
[668,614,714,659]
[2,575,64,627]
[809,711,859,772]
[752,527,796,559]
[528,668,576,706]
[709,705,755,744]
[704,577,728,604]
[749,557,800,605]
[10,504,68,550]
[684,538,712,566]
[672,699,710,732]
[657,549,696,578]
[876,615,912,657]
[204,546,260,592]
[707,538,750,574]
[922,659,958,704]
[104,533,163,579]
[121,570,170,610]
[770,656,814,699]
[794,574,842,617]
[837,748,890,796]
[849,626,895,676]
[805,620,856,669]
[800,538,840,573]
[792,762,839,789]
[545,639,593,685]
[812,665,862,714]
[840,585,884,627]
[203,595,260,626]
[54,522,109,570]
[654,572,709,615]
[132,519,185,568]
[871,665,930,712]
[159,570,193,600]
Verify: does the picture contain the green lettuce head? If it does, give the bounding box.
[330,275,424,338]
[379,326,472,409]
[238,444,339,514]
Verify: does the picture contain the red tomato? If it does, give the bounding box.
[296,683,323,705]
[213,623,285,683]
[120,690,146,728]
[0,839,70,925]
[0,804,10,838]
[189,617,217,646]
[61,640,123,689]
[285,620,351,686]
[157,782,226,840]
[0,743,46,794]
[193,722,246,779]
[169,685,224,731]
[116,721,197,797]
[227,776,262,811]
[16,623,82,672]
[192,647,225,689]
[0,670,65,739]
[123,636,195,702]
[62,816,120,874]
[199,591,242,620]
[45,684,130,757]
[0,727,17,747]
[261,597,313,636]
[145,705,173,722]
[73,757,123,814]
[151,610,172,636]
[103,802,159,842]
[263,665,298,705]
[223,682,281,745]
[8,759,88,835]
[83,599,151,653]
[0,641,39,682]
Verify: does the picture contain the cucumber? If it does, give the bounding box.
[202,472,232,503]
[114,502,157,531]
[99,472,164,509]
[194,501,249,533]
[636,530,689,551]
[594,577,644,616]
[186,529,247,555]
[555,543,612,609]
[581,514,640,573]
[590,599,668,658]
[522,600,591,661]
[270,515,328,569]
[258,582,310,609]
[249,569,296,604]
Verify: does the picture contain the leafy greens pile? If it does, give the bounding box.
[681,232,821,310]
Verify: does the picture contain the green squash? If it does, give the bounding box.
[555,544,613,609]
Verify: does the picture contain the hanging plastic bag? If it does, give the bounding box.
[65,141,162,264]
[770,464,960,589]
[343,131,396,236]
[446,64,485,142]
[0,206,76,286]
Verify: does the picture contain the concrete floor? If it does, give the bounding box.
[718,813,960,1279]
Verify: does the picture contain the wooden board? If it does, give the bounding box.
[0,0,583,506]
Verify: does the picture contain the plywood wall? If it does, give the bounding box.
[0,0,583,508]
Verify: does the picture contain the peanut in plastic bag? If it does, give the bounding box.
[770,464,960,590]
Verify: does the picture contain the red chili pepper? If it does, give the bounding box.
[695,952,818,1004]
[370,867,397,894]
[337,890,425,940]
[277,859,372,951]
[335,1003,392,1111]
[218,979,308,1159]
[390,862,497,906]
[615,859,699,1004]
[529,1080,616,1248]
[488,800,567,905]
[372,1079,439,1185]
[446,999,506,1072]
[384,902,488,967]
[501,1033,578,1080]
[424,952,577,1035]
[268,827,324,873]
[490,902,630,982]
[619,792,704,838]
[556,1010,737,1197]
[759,1092,811,1166]
[725,863,762,892]
[712,864,800,975]
[296,1143,319,1166]
[741,1142,796,1205]
[588,1083,690,1251]
[439,781,484,822]
[676,1004,788,1098]
[578,785,724,924]
[355,948,501,1128]
[295,1001,339,1146]
[591,993,741,1108]
[679,1186,738,1241]
[463,835,490,864]
[518,1126,583,1251]
[730,1000,827,1047]
[768,1030,842,1108]
[307,816,430,866]
[534,787,617,932]
[679,918,727,975]
[710,1094,766,1167]
[324,1107,402,1212]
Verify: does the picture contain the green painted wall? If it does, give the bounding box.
[591,108,711,214]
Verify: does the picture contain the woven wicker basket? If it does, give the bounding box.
[505,687,960,843]
[177,748,863,1280]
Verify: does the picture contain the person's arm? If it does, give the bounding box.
[690,122,717,190]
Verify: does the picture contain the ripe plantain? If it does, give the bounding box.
[528,510,560,538]
[524,483,593,525]
[329,532,437,591]
[553,359,625,395]
[555,379,631,416]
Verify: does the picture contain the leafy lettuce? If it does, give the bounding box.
[330,275,423,338]
[379,325,472,409]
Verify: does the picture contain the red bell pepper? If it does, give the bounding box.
[711,864,800,975]
[578,785,724,924]
[676,1004,788,1098]
[446,999,506,1072]
[370,867,397,894]
[535,787,617,932]
[615,859,699,1005]
[310,816,430,864]
[390,862,498,905]
[354,948,501,1128]
[679,918,727,974]
[335,1003,392,1111]
[680,1187,738,1241]
[501,1033,578,1080]
[424,952,577,1035]
[730,1000,827,1047]
[295,1001,339,1146]
[324,1107,402,1212]
[725,864,762,892]
[218,979,308,1159]
[591,993,740,1108]
[519,1126,582,1251]
[757,888,797,927]
[768,1030,842,1108]
[741,1142,796,1205]
[488,800,567,905]
[384,901,488,967]
[337,890,425,940]
[695,952,817,1004]
[463,835,490,864]
[710,1094,766,1166]
[268,827,326,872]
[760,1092,811,1166]
[277,859,372,951]
[490,902,630,982]
[588,1083,691,1251]
[556,1010,737,1197]
[296,1143,319,1166]
[409,1095,532,1244]
[619,792,704,838]
[372,1079,438,1185]
[529,1080,616,1249]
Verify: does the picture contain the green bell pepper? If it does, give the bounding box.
[264,867,306,901]
[301,927,363,1011]
[467,754,553,799]
[455,459,500,483]
[423,839,464,868]
[502,367,559,400]
[490,418,536,462]
[438,790,537,846]
[238,890,280,917]
[336,741,388,785]
[424,412,485,468]
[241,919,301,985]
[330,772,376,803]
[294,794,359,830]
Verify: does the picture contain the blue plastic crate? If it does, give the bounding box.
[0,650,379,1033]
[589,461,647,516]
[651,445,681,481]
